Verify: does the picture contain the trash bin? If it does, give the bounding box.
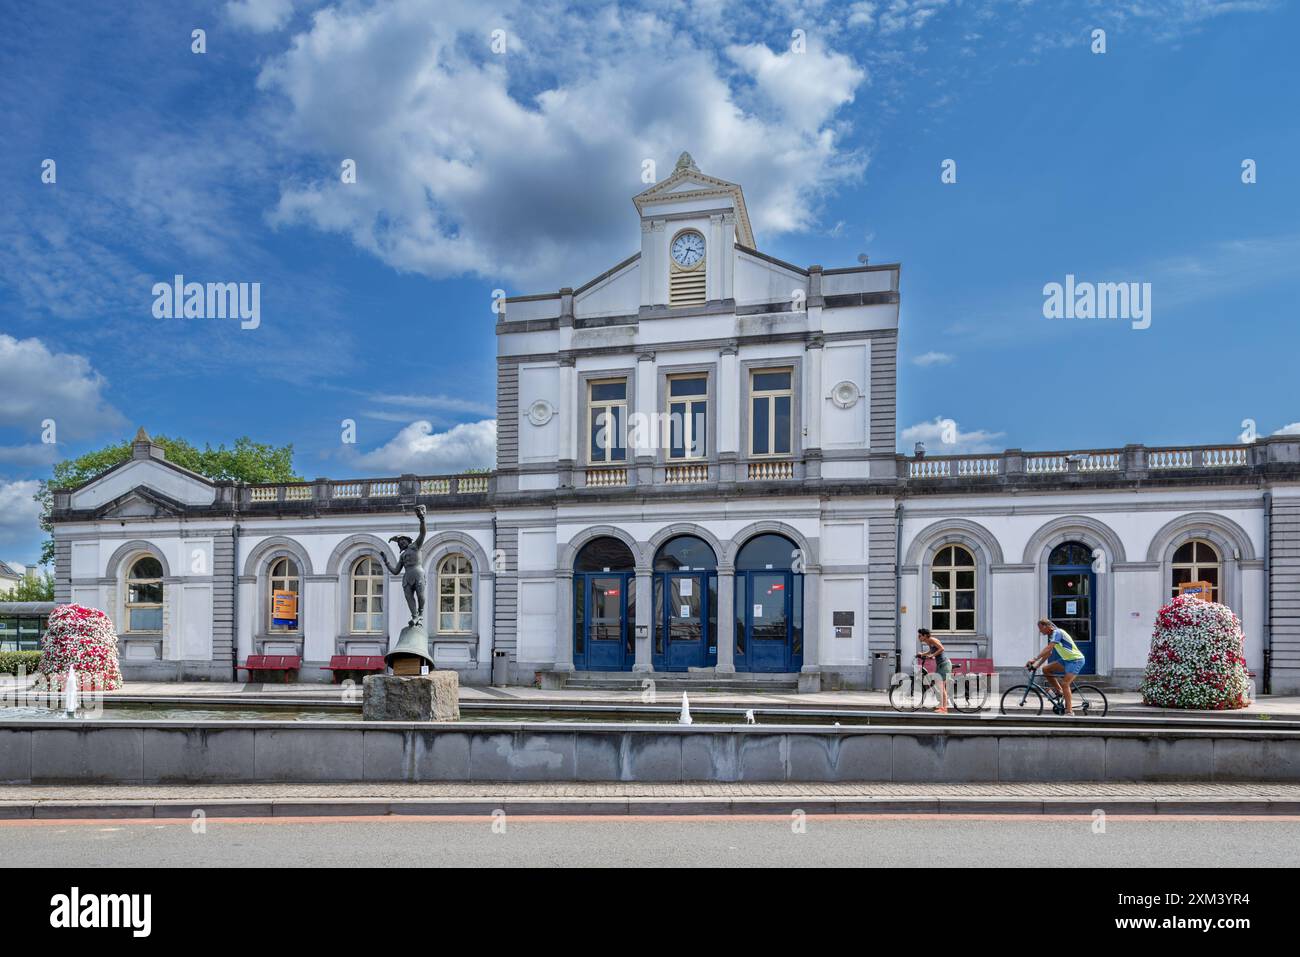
[871,652,894,692]
[491,650,510,687]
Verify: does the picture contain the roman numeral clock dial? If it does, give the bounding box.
[671,231,705,267]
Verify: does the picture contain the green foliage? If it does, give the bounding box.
[9,571,54,602]
[37,434,301,563]
[0,651,42,676]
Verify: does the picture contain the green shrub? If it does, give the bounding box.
[0,650,42,676]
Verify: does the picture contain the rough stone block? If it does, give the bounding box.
[362,672,460,721]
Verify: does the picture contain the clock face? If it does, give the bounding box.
[671,231,705,268]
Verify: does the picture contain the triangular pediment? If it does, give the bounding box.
[68,456,217,511]
[93,487,188,520]
[633,157,756,247]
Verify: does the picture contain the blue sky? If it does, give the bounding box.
[2,0,1298,565]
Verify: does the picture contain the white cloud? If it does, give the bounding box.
[1274,423,1300,436]
[901,416,1005,454]
[847,2,879,29]
[0,335,126,440]
[0,480,43,557]
[877,0,951,36]
[364,393,495,417]
[912,350,954,366]
[256,0,868,288]
[726,41,867,133]
[0,444,60,468]
[355,419,496,474]
[225,0,298,33]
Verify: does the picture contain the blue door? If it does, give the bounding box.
[737,570,803,673]
[1048,545,1097,674]
[653,572,717,672]
[574,573,634,672]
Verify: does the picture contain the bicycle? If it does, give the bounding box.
[889,654,991,714]
[999,666,1109,716]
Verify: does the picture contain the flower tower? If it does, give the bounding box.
[1139,595,1249,710]
[32,604,124,692]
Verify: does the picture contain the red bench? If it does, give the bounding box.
[920,656,995,676]
[321,655,386,682]
[238,655,302,682]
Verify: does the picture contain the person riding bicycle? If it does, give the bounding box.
[1027,617,1085,715]
[917,628,952,714]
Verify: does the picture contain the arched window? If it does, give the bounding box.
[1171,539,1221,602]
[735,533,800,571]
[351,557,385,633]
[268,557,300,632]
[574,537,636,573]
[1049,542,1093,567]
[437,555,473,634]
[125,557,163,633]
[653,535,717,571]
[930,545,975,633]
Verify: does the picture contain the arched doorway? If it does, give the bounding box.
[573,537,637,671]
[735,533,803,673]
[1048,542,1096,674]
[652,535,718,672]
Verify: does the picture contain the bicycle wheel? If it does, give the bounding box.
[1000,684,1044,715]
[1073,684,1109,717]
[889,676,924,713]
[950,671,993,714]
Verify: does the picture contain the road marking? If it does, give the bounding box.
[2,812,1298,827]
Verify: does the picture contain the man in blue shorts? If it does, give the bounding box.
[1026,618,1085,715]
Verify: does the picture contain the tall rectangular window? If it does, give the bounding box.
[749,369,793,457]
[588,378,628,463]
[668,374,708,459]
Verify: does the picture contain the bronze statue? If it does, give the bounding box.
[380,504,427,627]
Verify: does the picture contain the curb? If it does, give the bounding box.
[1,795,1298,820]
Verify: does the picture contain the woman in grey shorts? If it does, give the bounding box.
[917,628,953,714]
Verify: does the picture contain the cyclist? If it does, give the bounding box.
[1027,618,1085,715]
[917,628,952,714]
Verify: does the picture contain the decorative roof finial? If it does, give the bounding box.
[675,151,698,172]
[133,427,150,444]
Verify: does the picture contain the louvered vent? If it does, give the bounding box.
[669,267,706,307]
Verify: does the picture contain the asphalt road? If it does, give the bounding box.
[1,815,1296,867]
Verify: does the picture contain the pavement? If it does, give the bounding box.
[2,814,1295,867]
[5,676,1299,717]
[3,781,1300,819]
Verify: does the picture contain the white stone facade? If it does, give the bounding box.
[50,158,1300,691]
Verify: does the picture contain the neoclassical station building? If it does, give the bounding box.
[50,155,1300,692]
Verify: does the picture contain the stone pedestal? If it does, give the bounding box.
[362,672,460,721]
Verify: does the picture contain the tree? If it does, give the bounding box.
[10,570,55,602]
[36,434,300,564]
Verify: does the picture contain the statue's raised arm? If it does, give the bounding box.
[414,503,427,550]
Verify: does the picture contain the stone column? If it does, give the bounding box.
[799,567,822,692]
[651,220,668,305]
[716,565,736,674]
[553,573,575,672]
[558,357,576,488]
[639,220,654,307]
[633,569,653,672]
[805,337,824,480]
[718,345,739,483]
[721,212,737,300]
[708,213,724,301]
[635,352,656,486]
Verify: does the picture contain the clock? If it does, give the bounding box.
[670,231,705,268]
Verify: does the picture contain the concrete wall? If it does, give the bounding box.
[4,721,1298,784]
